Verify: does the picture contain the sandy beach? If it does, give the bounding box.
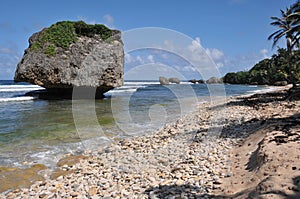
[1,85,299,199]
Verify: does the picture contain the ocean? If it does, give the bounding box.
[0,80,269,168]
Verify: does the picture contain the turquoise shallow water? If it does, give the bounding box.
[0,80,269,168]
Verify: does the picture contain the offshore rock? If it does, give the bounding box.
[197,79,205,84]
[14,21,124,99]
[206,77,223,84]
[168,77,180,84]
[188,79,205,84]
[159,76,169,85]
[189,79,197,84]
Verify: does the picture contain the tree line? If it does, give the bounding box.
[223,1,300,86]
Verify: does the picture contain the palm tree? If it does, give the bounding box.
[268,2,300,88]
[288,1,300,49]
[268,6,294,53]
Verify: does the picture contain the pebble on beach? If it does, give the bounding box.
[1,86,299,199]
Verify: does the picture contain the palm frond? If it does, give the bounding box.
[268,29,283,40]
[268,1,300,51]
[270,21,283,26]
[270,16,282,21]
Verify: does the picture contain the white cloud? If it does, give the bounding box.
[125,53,158,66]
[148,37,222,78]
[136,56,144,64]
[162,40,175,52]
[220,49,273,74]
[125,63,186,80]
[147,55,154,63]
[103,14,115,28]
[205,48,224,62]
[260,48,269,58]
[103,14,114,25]
[205,48,225,68]
[125,53,133,63]
[188,37,202,52]
[182,65,197,72]
[124,33,269,78]
[0,44,21,79]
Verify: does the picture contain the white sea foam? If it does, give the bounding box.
[123,81,192,85]
[106,88,138,94]
[241,86,279,97]
[105,83,149,95]
[118,85,146,89]
[0,85,42,88]
[0,96,36,102]
[0,84,44,92]
[247,86,276,94]
[0,88,44,92]
[123,81,159,85]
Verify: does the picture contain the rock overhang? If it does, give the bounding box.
[14,21,124,99]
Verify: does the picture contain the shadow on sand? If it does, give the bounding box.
[144,175,300,198]
[143,89,300,198]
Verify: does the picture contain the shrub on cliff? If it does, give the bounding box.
[74,21,113,40]
[30,21,114,55]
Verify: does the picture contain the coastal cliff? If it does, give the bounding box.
[14,21,124,99]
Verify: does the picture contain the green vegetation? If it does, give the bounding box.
[29,21,114,56]
[41,21,77,49]
[224,1,300,86]
[30,42,43,52]
[223,48,300,85]
[44,44,56,56]
[74,21,114,40]
[268,1,300,53]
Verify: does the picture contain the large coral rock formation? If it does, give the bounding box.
[14,21,124,99]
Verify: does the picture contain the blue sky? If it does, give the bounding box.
[0,0,296,80]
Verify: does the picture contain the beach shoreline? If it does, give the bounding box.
[1,85,299,198]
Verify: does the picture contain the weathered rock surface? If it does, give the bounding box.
[197,79,205,84]
[189,79,205,84]
[206,77,223,84]
[159,76,169,85]
[14,21,124,99]
[168,77,180,84]
[189,79,197,84]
